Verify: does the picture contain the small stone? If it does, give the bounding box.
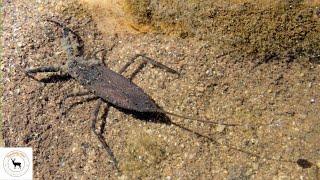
[310,98,315,103]
[60,159,65,167]
[72,147,77,153]
[15,88,21,95]
[38,6,44,12]
[196,86,205,92]
[206,69,213,76]
[17,42,24,47]
[216,125,226,133]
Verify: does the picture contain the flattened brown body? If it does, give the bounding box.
[67,58,160,112]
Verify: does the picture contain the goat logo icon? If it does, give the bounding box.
[3,150,30,177]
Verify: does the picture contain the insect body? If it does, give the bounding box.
[67,58,160,113]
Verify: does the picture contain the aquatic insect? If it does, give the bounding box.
[26,20,238,171]
[26,19,313,172]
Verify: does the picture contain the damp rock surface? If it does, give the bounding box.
[2,0,320,179]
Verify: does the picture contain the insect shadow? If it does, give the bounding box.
[25,19,314,173]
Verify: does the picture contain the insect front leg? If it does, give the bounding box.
[25,65,70,82]
[91,100,120,172]
[46,19,84,57]
[26,66,61,74]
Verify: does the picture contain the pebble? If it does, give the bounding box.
[216,124,226,133]
[14,88,21,95]
[17,42,24,47]
[72,147,77,153]
[196,86,206,92]
[205,69,213,76]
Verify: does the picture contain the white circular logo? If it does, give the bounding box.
[3,150,30,177]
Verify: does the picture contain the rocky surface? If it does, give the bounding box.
[2,0,319,179]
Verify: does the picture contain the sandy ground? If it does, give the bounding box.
[2,0,320,179]
[0,0,3,147]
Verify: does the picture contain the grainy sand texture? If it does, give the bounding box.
[2,0,320,179]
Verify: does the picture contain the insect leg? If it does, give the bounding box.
[25,65,68,78]
[61,96,99,116]
[62,91,92,101]
[91,42,118,66]
[118,54,180,75]
[90,48,108,67]
[93,43,116,59]
[91,100,119,172]
[100,103,111,134]
[139,54,180,75]
[118,54,140,74]
[59,91,92,112]
[26,66,61,74]
[25,65,70,82]
[93,48,106,59]
[129,62,147,80]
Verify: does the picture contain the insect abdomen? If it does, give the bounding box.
[71,62,160,112]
